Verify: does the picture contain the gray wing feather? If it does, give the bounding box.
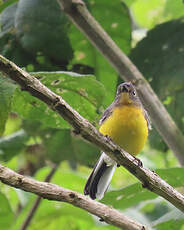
[144,109,152,130]
[99,102,115,125]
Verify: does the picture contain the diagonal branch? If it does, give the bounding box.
[0,164,148,230]
[0,54,184,212]
[57,0,184,165]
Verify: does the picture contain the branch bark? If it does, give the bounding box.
[0,54,184,213]
[57,0,184,165]
[0,164,149,230]
[20,164,58,230]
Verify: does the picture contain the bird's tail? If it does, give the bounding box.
[84,152,116,200]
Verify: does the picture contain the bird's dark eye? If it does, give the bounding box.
[132,90,136,96]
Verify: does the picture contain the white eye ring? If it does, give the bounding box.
[132,90,136,96]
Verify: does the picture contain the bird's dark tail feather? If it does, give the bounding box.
[84,154,116,200]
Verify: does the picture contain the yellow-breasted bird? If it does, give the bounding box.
[84,82,151,200]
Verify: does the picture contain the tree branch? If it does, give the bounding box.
[57,0,184,165]
[0,55,184,213]
[0,164,149,230]
[20,164,58,230]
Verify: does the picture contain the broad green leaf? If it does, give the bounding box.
[124,208,151,226]
[22,120,99,166]
[3,114,22,136]
[123,0,136,7]
[43,129,73,163]
[0,129,28,161]
[156,167,184,187]
[34,72,105,108]
[31,201,118,230]
[35,166,86,193]
[153,209,184,230]
[42,128,100,166]
[11,194,37,230]
[102,182,157,209]
[0,75,16,136]
[71,133,99,167]
[102,167,184,209]
[15,0,73,63]
[140,198,172,222]
[130,18,184,151]
[0,182,20,211]
[29,202,94,230]
[0,0,17,14]
[0,192,14,229]
[0,2,17,33]
[69,0,131,106]
[91,0,131,55]
[164,0,184,21]
[12,71,105,129]
[130,0,166,28]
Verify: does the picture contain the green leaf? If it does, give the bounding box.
[128,0,184,29]
[42,128,100,166]
[43,129,73,163]
[0,0,17,13]
[0,75,16,136]
[15,0,73,63]
[12,71,105,129]
[0,1,17,33]
[164,0,184,21]
[140,198,172,222]
[90,0,131,55]
[102,167,184,209]
[123,0,136,7]
[10,194,37,230]
[130,0,166,28]
[130,18,184,151]
[156,167,184,187]
[30,202,94,230]
[0,129,28,161]
[153,209,184,230]
[102,182,157,209]
[69,0,131,106]
[71,133,99,167]
[35,166,86,193]
[0,192,14,229]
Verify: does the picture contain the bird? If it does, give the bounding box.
[84,82,151,200]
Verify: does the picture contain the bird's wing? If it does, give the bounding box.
[143,109,152,130]
[99,102,115,125]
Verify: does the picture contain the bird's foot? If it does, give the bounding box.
[105,135,113,142]
[99,218,104,222]
[133,156,143,167]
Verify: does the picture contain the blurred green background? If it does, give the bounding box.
[0,0,184,229]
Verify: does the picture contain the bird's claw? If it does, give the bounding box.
[133,156,143,167]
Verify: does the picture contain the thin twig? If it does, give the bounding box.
[20,164,58,230]
[0,164,149,230]
[0,55,184,212]
[57,0,184,165]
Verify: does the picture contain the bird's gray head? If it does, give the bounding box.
[115,82,141,106]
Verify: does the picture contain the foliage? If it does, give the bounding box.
[69,0,131,106]
[130,18,184,151]
[12,71,105,129]
[0,0,184,229]
[0,76,16,136]
[0,192,14,229]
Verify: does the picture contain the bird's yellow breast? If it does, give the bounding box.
[99,105,148,155]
